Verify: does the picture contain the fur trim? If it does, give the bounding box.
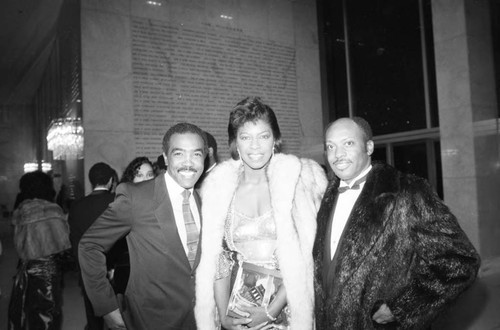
[195,154,327,330]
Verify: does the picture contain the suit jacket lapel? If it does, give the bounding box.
[333,173,389,286]
[322,193,337,292]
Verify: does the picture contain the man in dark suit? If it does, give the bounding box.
[68,162,116,330]
[313,117,480,329]
[78,123,207,329]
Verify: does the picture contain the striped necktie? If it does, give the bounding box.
[182,189,199,268]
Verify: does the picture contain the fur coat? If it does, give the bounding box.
[195,153,327,330]
[313,162,481,329]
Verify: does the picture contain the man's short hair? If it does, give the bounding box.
[162,122,208,155]
[351,116,373,142]
[325,116,374,143]
[89,162,114,187]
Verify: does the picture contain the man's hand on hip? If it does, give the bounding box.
[104,308,126,329]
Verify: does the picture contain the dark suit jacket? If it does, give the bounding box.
[78,175,201,330]
[313,162,480,329]
[68,189,115,263]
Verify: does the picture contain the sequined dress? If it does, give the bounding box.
[217,200,290,327]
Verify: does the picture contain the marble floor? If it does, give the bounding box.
[1,217,499,330]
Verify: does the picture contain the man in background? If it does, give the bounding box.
[68,162,116,330]
[196,130,218,189]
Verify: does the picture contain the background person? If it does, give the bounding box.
[68,162,116,330]
[195,131,218,189]
[154,154,167,176]
[313,117,481,329]
[119,156,155,184]
[195,97,327,330]
[8,171,71,330]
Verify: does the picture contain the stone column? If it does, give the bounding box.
[432,0,499,257]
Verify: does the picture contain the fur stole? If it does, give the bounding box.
[195,153,327,330]
[12,198,70,260]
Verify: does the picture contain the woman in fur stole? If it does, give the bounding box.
[195,97,327,330]
[9,171,71,330]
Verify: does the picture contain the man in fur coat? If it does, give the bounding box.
[313,117,480,329]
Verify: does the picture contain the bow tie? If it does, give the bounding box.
[337,174,368,193]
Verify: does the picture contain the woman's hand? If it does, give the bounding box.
[220,314,251,330]
[220,314,269,330]
[239,306,274,328]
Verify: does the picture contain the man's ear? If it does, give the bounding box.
[366,140,374,156]
[163,152,168,166]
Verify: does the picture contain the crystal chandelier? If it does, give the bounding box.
[24,161,52,173]
[47,117,84,160]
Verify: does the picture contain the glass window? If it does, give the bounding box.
[318,0,438,134]
[373,140,442,198]
[317,0,441,193]
[393,142,429,180]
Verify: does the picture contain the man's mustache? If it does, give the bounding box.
[178,167,197,172]
[334,159,350,165]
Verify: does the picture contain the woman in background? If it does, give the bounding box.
[120,156,155,184]
[8,171,71,330]
[195,97,327,330]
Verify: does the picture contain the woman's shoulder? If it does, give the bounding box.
[274,154,328,194]
[205,158,241,179]
[199,158,242,195]
[272,153,325,176]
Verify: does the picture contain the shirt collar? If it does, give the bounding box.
[340,164,372,188]
[205,162,217,173]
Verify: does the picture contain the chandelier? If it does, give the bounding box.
[24,161,52,173]
[47,117,84,160]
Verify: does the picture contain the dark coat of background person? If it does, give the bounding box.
[313,162,481,329]
[68,190,115,265]
[68,163,118,330]
[78,174,202,329]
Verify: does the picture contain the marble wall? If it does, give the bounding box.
[80,0,323,192]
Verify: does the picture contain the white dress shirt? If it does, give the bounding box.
[330,165,372,259]
[164,172,201,255]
